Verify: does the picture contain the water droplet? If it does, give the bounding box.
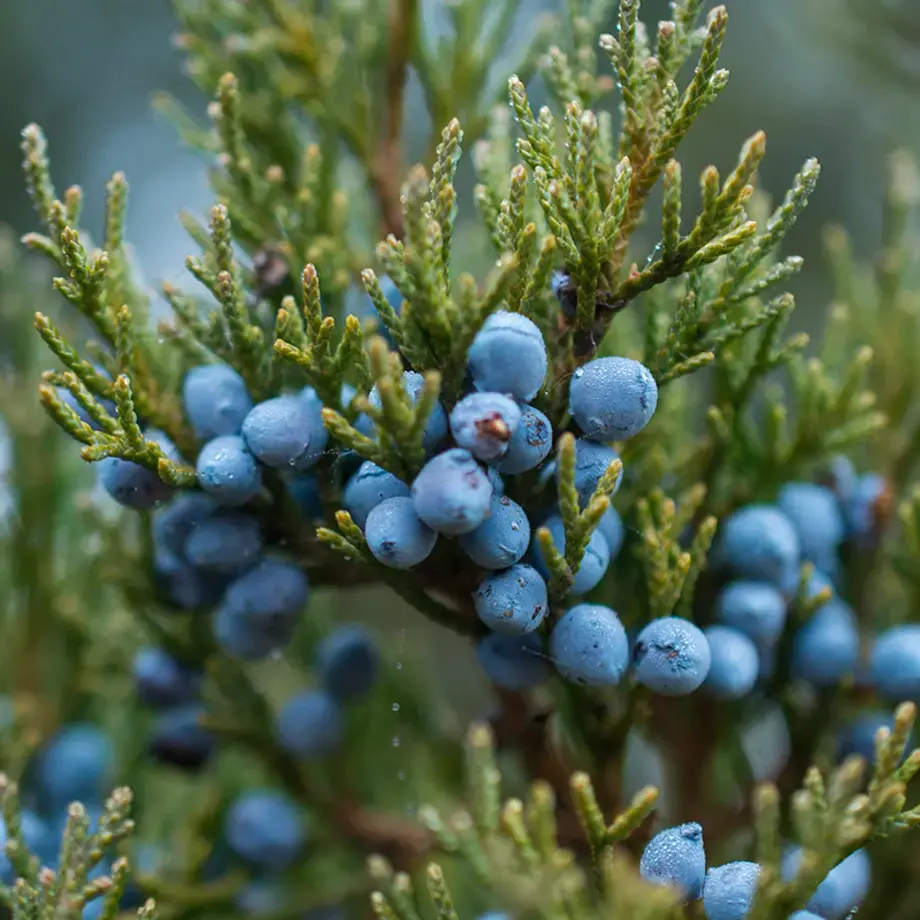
[397,770,405,781]
[510,522,519,531]
[395,661,403,671]
[573,368,584,379]
[391,735,401,748]
[391,702,400,712]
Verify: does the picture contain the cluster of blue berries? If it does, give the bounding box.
[639,820,870,919]
[710,462,899,735]
[338,309,664,691]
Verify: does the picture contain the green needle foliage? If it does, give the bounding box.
[5,1,920,919]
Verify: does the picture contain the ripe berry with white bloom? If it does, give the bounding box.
[449,392,522,461]
[365,496,438,569]
[871,624,920,701]
[473,564,548,635]
[467,310,548,401]
[702,862,761,920]
[459,495,531,569]
[716,581,787,646]
[549,604,629,687]
[495,404,552,474]
[640,822,706,900]
[634,617,712,696]
[568,356,658,441]
[716,504,800,591]
[412,449,493,536]
[195,435,262,506]
[703,626,759,700]
[343,461,410,529]
[241,396,317,470]
[791,598,859,687]
[182,364,252,440]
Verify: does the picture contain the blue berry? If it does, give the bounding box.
[196,435,262,506]
[837,710,911,764]
[781,847,870,920]
[412,449,493,536]
[475,633,552,690]
[791,598,859,686]
[844,472,890,539]
[568,357,658,441]
[241,396,316,470]
[702,862,761,920]
[531,515,610,595]
[132,647,201,707]
[717,504,800,590]
[98,457,172,510]
[549,604,629,687]
[296,387,332,462]
[97,430,179,510]
[148,702,214,770]
[459,495,531,569]
[153,547,226,611]
[0,811,51,884]
[495,404,552,474]
[467,310,548,402]
[183,511,262,574]
[777,482,844,570]
[276,690,343,757]
[35,723,113,812]
[596,506,625,558]
[152,493,217,555]
[366,496,438,568]
[449,393,522,461]
[225,790,306,870]
[716,581,788,646]
[559,439,623,507]
[182,364,252,440]
[315,625,379,702]
[368,372,448,454]
[640,822,706,900]
[871,624,920,701]
[703,627,759,700]
[343,461,410,529]
[474,564,548,635]
[213,559,309,660]
[634,617,712,696]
